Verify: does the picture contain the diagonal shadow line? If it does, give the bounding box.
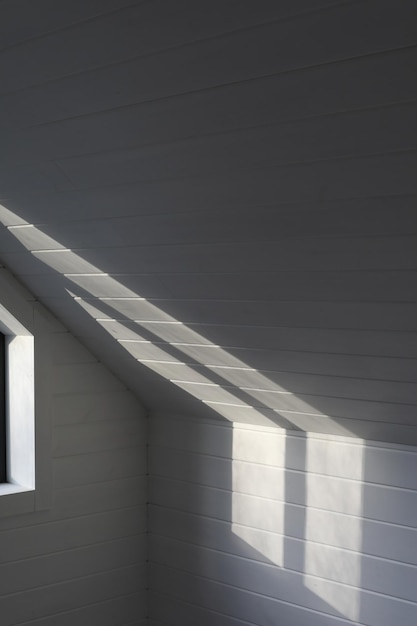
[57,275,302,431]
[0,214,378,625]
[3,212,417,439]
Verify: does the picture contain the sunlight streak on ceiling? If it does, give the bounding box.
[0,204,358,434]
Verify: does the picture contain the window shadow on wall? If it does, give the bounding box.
[0,214,416,624]
[148,416,417,625]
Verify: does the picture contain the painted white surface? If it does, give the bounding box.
[0,0,416,445]
[148,414,417,626]
[0,3,416,623]
[0,267,147,625]
[6,335,35,489]
[0,292,36,494]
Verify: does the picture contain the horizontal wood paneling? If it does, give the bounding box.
[3,96,417,166]
[1,564,145,626]
[26,592,146,626]
[6,231,417,276]
[3,148,417,206]
[150,534,417,605]
[148,415,416,472]
[0,0,139,51]
[3,2,415,129]
[148,592,278,626]
[52,419,146,456]
[119,343,417,382]
[0,4,416,624]
[134,322,417,358]
[149,471,417,528]
[47,102,417,179]
[5,195,417,243]
[53,447,146,488]
[149,504,417,569]
[50,331,99,364]
[9,268,417,303]
[0,161,70,195]
[167,374,417,409]
[149,562,417,626]
[53,390,142,426]
[0,269,147,625]
[69,298,417,331]
[10,4,411,129]
[0,534,146,595]
[148,415,417,625]
[4,45,417,151]
[149,425,417,486]
[0,507,146,560]
[0,0,354,94]
[3,190,417,229]
[53,476,146,519]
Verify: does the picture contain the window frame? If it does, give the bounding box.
[0,269,52,518]
[0,332,5,483]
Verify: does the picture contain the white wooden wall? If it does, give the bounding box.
[0,268,147,626]
[1,0,417,446]
[148,414,417,626]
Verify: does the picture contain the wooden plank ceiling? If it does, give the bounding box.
[0,0,416,443]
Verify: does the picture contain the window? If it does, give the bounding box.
[0,304,35,494]
[0,296,38,516]
[0,268,51,517]
[0,332,5,483]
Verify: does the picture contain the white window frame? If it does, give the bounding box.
[0,269,51,517]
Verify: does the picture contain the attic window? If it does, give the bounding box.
[0,332,5,483]
[0,303,35,496]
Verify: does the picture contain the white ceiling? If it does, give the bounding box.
[0,0,417,443]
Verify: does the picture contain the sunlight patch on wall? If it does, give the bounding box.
[231,425,366,623]
[1,204,369,622]
[232,423,286,567]
[303,434,365,621]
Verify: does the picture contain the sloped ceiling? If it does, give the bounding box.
[0,0,417,444]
